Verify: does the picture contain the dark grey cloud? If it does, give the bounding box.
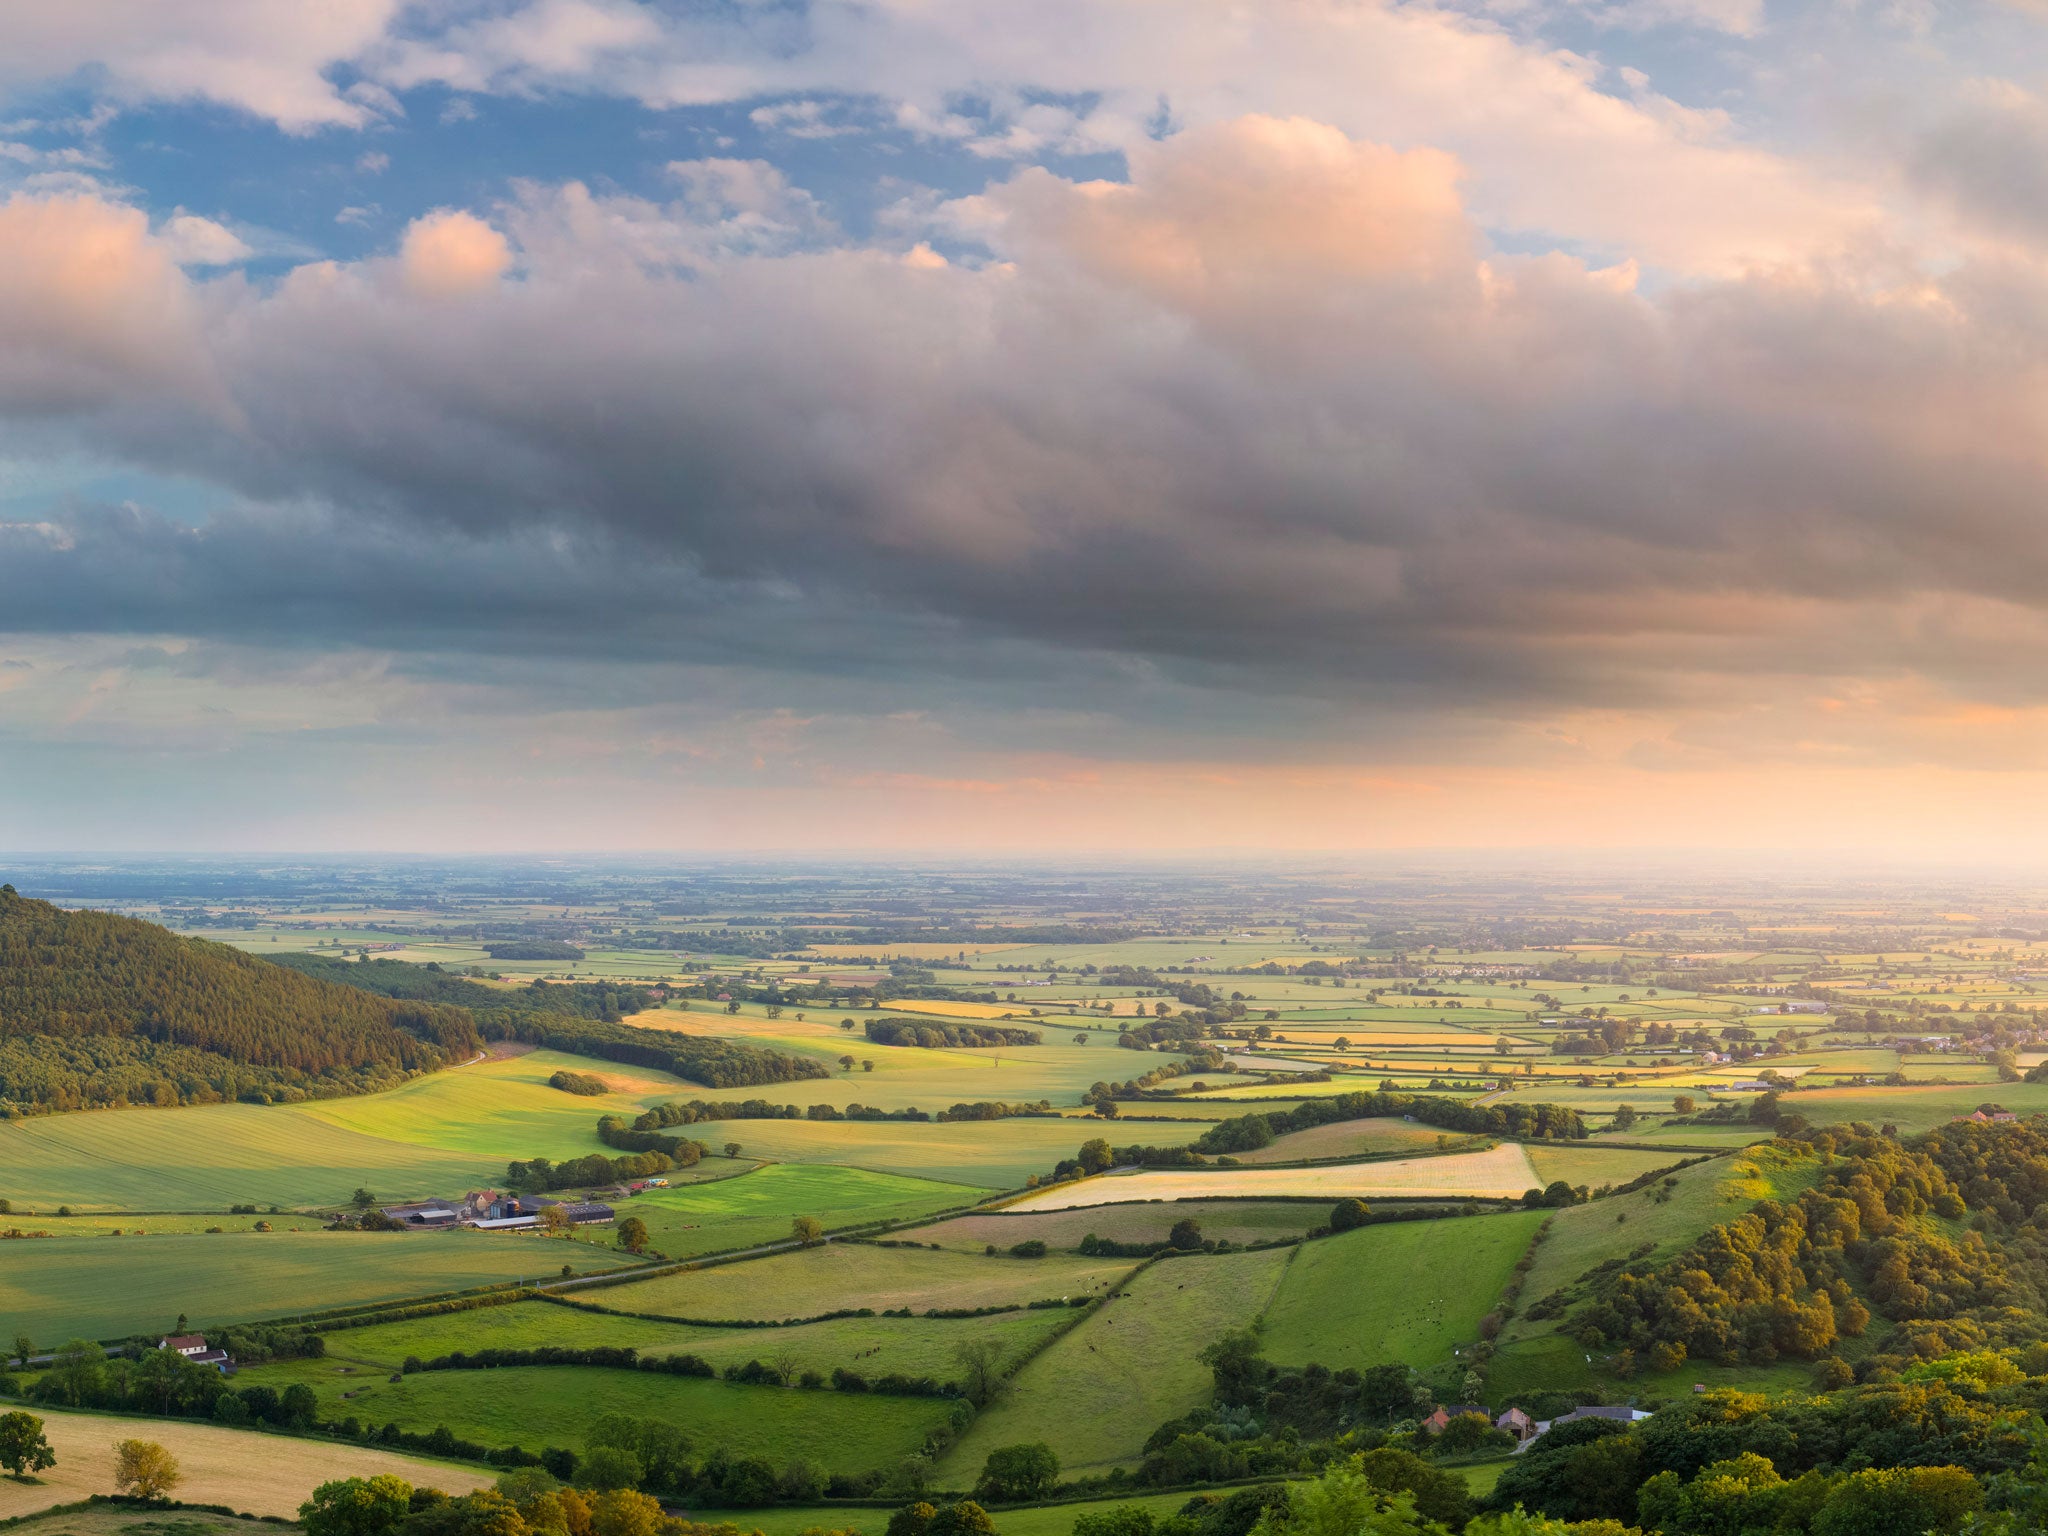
[8,127,2048,737]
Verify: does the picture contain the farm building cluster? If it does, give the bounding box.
[377,1188,627,1231]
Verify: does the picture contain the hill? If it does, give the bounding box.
[0,885,474,1114]
[272,953,830,1090]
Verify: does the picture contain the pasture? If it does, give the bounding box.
[0,1407,490,1519]
[237,1360,949,1473]
[598,1163,991,1258]
[0,1230,628,1343]
[655,1116,1194,1186]
[1232,1118,1459,1163]
[1256,1210,1548,1371]
[905,1199,1330,1252]
[937,1246,1295,1479]
[1523,1143,1694,1190]
[316,1295,1076,1382]
[584,1241,1137,1321]
[1002,1142,1542,1211]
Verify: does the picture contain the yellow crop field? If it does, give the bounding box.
[806,943,1026,959]
[883,998,1043,1019]
[1002,1142,1542,1210]
[0,1407,489,1519]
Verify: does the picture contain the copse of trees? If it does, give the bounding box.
[0,888,474,1114]
[865,1021,1041,1049]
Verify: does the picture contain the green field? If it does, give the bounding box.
[1522,1143,1693,1190]
[586,1241,1138,1321]
[0,1229,631,1342]
[906,1200,1328,1252]
[317,1293,1077,1382]
[658,1116,1191,1186]
[1233,1118,1457,1163]
[938,1247,1296,1480]
[1256,1209,1547,1371]
[0,1049,690,1213]
[598,1163,993,1258]
[235,1358,949,1473]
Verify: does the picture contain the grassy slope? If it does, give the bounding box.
[1257,1209,1549,1371]
[1486,1145,1824,1399]
[0,1229,630,1342]
[237,1358,947,1473]
[0,1050,684,1213]
[938,1248,1296,1480]
[319,1295,1076,1381]
[587,1242,1137,1322]
[0,1406,490,1519]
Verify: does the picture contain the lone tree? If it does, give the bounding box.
[1329,1198,1371,1232]
[1613,1103,1639,1130]
[953,1337,1005,1406]
[351,1188,376,1211]
[724,1142,743,1159]
[1168,1217,1204,1251]
[792,1215,824,1246]
[840,1055,856,1072]
[0,1411,54,1479]
[616,1215,650,1253]
[114,1439,181,1500]
[1673,1095,1697,1114]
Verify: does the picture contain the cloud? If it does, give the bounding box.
[0,0,403,132]
[0,113,2046,763]
[156,213,253,267]
[398,208,513,296]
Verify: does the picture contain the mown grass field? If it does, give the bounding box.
[319,1294,1076,1382]
[0,1230,629,1342]
[1004,1143,1542,1211]
[0,1407,491,1519]
[906,1200,1329,1252]
[593,1163,991,1258]
[938,1247,1295,1480]
[586,1241,1137,1321]
[1257,1210,1547,1370]
[1233,1118,1460,1163]
[235,1359,948,1473]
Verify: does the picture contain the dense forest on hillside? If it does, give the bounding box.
[1562,1120,2048,1371]
[275,954,827,1090]
[0,887,472,1114]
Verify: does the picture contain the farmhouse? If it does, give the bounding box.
[1961,1109,2020,1124]
[1420,1404,1488,1433]
[467,1194,616,1229]
[158,1334,236,1374]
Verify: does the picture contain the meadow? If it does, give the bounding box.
[1256,1209,1549,1372]
[314,1295,1077,1382]
[0,1407,491,1519]
[584,1241,1138,1322]
[905,1199,1332,1252]
[936,1246,1295,1479]
[236,1359,950,1473]
[0,1230,629,1343]
[1002,1142,1543,1211]
[648,1116,1188,1187]
[592,1164,992,1258]
[1232,1118,1456,1163]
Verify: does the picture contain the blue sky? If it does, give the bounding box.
[2,1,2048,855]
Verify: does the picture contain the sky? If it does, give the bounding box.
[3,0,2048,855]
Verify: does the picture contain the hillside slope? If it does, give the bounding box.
[272,953,829,1090]
[0,885,474,1113]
